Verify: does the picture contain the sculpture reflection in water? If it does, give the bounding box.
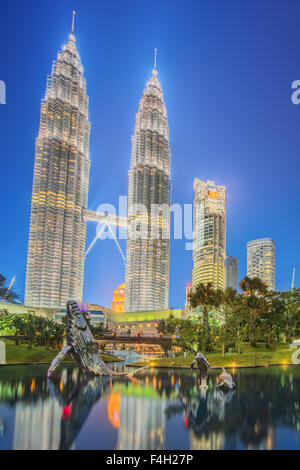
[50,370,233,450]
[163,368,300,450]
[1,366,300,450]
[48,368,137,449]
[164,372,234,449]
[48,369,166,450]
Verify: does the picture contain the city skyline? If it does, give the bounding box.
[1,1,300,309]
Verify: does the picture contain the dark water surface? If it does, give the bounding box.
[0,363,300,450]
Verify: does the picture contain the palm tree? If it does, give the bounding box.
[239,276,268,346]
[93,323,105,339]
[224,286,237,304]
[0,274,19,303]
[189,282,224,351]
[12,315,27,344]
[24,316,36,348]
[239,276,268,296]
[53,324,64,348]
[220,287,238,355]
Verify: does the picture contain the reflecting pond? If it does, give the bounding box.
[0,364,300,450]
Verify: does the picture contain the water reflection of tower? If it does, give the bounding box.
[189,432,224,450]
[117,395,166,450]
[265,427,276,450]
[13,399,62,450]
[187,388,226,450]
[247,426,276,450]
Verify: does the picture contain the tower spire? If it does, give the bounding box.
[153,48,158,76]
[72,10,76,34]
[68,10,76,42]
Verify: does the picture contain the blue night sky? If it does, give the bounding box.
[0,0,299,309]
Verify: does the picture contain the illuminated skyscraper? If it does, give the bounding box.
[225,255,238,290]
[247,238,275,290]
[25,14,90,308]
[111,283,125,313]
[192,179,226,291]
[125,57,171,312]
[184,282,192,315]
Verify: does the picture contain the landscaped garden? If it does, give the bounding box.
[1,276,299,368]
[148,277,300,368]
[0,338,122,364]
[131,342,294,368]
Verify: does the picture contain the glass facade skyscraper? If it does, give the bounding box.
[125,68,171,312]
[247,238,275,290]
[225,255,238,290]
[192,179,226,291]
[25,24,90,308]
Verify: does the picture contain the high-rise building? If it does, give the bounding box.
[192,179,226,291]
[125,61,171,312]
[225,255,238,290]
[111,283,125,313]
[184,282,192,314]
[247,238,275,290]
[25,15,90,308]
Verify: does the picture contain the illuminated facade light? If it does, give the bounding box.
[125,66,171,312]
[25,23,90,308]
[192,179,226,291]
[247,238,275,290]
[111,283,125,313]
[184,282,192,314]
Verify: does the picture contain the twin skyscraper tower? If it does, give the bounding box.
[25,18,171,312]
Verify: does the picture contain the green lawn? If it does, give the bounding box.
[1,339,123,364]
[131,343,294,368]
[1,340,295,369]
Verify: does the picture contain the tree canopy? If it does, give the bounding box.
[0,274,19,303]
[158,278,300,354]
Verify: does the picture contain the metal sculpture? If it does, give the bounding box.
[190,352,210,374]
[216,367,235,390]
[48,300,139,378]
[190,352,210,388]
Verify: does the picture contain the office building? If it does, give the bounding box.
[247,238,275,290]
[192,179,226,291]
